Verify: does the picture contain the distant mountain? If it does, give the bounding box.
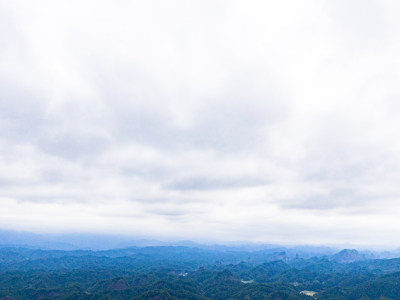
[2,245,400,299]
[2,229,399,261]
[0,230,160,250]
[332,249,368,263]
[0,230,76,250]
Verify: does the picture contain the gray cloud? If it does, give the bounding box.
[166,176,269,191]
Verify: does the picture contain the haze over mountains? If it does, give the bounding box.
[2,230,400,259]
[0,229,326,251]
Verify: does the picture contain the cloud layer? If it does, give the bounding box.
[1,0,400,246]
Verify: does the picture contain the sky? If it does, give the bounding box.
[1,0,400,247]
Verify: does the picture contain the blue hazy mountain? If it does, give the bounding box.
[3,230,400,299]
[1,243,400,299]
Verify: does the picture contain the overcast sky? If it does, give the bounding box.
[1,0,400,246]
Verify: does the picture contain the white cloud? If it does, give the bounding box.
[1,0,400,246]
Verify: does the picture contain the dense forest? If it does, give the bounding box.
[1,246,400,299]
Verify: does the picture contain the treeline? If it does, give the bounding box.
[1,246,400,299]
[0,269,308,299]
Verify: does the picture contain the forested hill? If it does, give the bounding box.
[1,246,400,299]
